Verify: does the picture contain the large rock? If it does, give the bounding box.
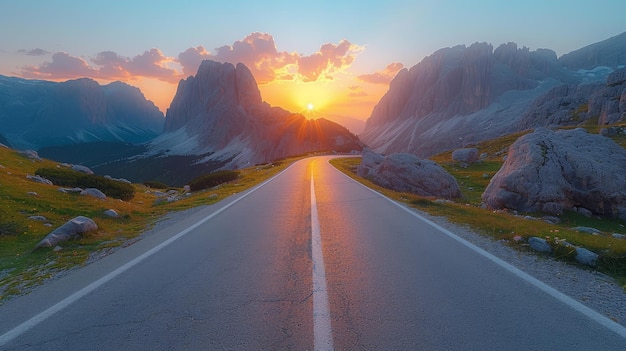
[482,128,626,220]
[153,60,363,168]
[452,148,479,163]
[357,149,462,199]
[34,216,98,249]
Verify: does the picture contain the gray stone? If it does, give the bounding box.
[104,209,119,218]
[357,149,462,199]
[452,148,479,164]
[27,191,38,196]
[71,164,94,174]
[28,215,48,222]
[81,188,107,200]
[19,150,42,161]
[35,216,98,249]
[576,207,593,218]
[59,187,83,194]
[482,128,626,221]
[27,174,52,185]
[208,194,219,200]
[612,233,626,239]
[542,216,561,224]
[572,226,602,235]
[528,237,553,253]
[575,247,599,267]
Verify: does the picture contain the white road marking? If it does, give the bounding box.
[330,159,626,340]
[310,171,334,351]
[0,164,296,347]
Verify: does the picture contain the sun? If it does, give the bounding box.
[307,103,314,111]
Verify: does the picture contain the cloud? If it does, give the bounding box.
[92,49,179,82]
[347,85,368,97]
[18,48,49,56]
[22,49,179,82]
[358,62,404,84]
[178,46,212,76]
[21,52,98,79]
[17,33,363,85]
[178,33,361,84]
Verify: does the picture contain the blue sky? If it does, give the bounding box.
[1,0,624,118]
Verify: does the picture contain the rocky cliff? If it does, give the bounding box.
[0,76,164,150]
[152,60,363,168]
[361,33,626,157]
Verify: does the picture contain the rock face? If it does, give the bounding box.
[154,60,363,168]
[35,216,98,249]
[360,33,626,158]
[360,42,572,157]
[482,128,626,221]
[357,149,462,199]
[519,68,626,129]
[0,75,164,150]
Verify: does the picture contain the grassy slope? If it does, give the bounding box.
[330,127,626,288]
[0,147,297,300]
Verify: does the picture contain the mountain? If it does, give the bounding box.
[91,60,363,185]
[360,33,626,157]
[0,76,164,150]
[559,32,626,70]
[150,60,362,168]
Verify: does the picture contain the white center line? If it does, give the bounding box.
[310,171,334,351]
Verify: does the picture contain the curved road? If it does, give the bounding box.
[1,156,625,350]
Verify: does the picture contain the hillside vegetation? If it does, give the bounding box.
[0,147,295,301]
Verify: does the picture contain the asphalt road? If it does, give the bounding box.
[1,156,625,350]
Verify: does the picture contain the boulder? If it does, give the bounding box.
[357,149,462,199]
[34,216,98,249]
[81,188,107,200]
[71,164,94,174]
[575,247,599,267]
[27,174,53,185]
[104,209,119,218]
[19,150,42,161]
[452,148,480,164]
[528,237,553,253]
[482,128,626,221]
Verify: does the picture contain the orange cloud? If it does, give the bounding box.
[358,62,404,84]
[347,85,368,97]
[21,49,179,83]
[21,52,98,79]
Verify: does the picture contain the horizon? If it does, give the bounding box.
[1,1,624,122]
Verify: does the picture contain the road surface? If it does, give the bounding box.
[1,156,625,350]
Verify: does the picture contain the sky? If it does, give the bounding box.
[1,0,624,124]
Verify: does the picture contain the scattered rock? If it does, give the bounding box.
[58,187,83,194]
[18,150,42,161]
[104,175,131,183]
[208,194,219,200]
[611,233,625,240]
[482,173,490,179]
[28,215,48,222]
[53,246,63,252]
[482,128,626,221]
[35,216,98,249]
[572,226,602,235]
[576,207,593,218]
[542,216,561,224]
[81,188,106,200]
[452,148,479,164]
[183,185,191,193]
[71,164,94,174]
[528,237,553,253]
[26,174,53,185]
[104,209,119,218]
[575,247,599,267]
[27,191,38,196]
[357,149,462,199]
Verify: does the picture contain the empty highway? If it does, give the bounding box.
[1,156,625,350]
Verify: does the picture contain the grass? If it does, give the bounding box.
[330,129,626,289]
[0,147,302,301]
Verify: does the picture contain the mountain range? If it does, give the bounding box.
[360,32,626,157]
[1,32,625,185]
